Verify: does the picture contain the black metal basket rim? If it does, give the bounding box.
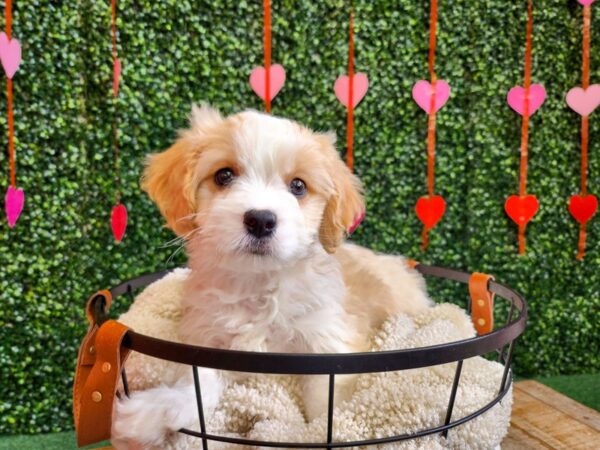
[101,263,527,375]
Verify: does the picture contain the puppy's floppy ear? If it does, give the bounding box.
[318,133,365,253]
[141,104,223,236]
[188,103,223,137]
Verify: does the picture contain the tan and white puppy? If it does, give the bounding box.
[111,105,432,449]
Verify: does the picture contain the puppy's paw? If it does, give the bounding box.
[111,385,193,449]
[112,373,223,449]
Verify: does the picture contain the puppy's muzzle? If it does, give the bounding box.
[243,209,277,239]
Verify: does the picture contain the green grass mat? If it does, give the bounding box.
[0,432,107,450]
[535,373,600,412]
[1,374,597,449]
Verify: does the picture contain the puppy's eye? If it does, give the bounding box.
[290,178,307,197]
[214,168,235,187]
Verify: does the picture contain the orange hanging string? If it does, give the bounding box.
[422,0,438,251]
[346,11,355,171]
[6,0,15,187]
[577,5,591,260]
[263,0,271,113]
[111,0,120,203]
[7,80,14,187]
[517,0,533,255]
[421,227,429,251]
[428,0,437,78]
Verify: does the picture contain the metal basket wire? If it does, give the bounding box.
[92,263,527,449]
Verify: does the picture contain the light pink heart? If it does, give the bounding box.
[566,85,600,117]
[507,84,546,116]
[0,32,21,79]
[113,58,121,97]
[249,64,286,101]
[578,0,595,6]
[334,73,369,108]
[412,79,451,113]
[5,185,24,228]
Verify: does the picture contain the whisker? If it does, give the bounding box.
[157,219,208,249]
[166,244,186,264]
[176,211,209,223]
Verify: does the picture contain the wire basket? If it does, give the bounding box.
[89,263,527,449]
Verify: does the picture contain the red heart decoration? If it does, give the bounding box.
[415,195,446,229]
[504,195,539,225]
[111,203,128,242]
[569,194,598,224]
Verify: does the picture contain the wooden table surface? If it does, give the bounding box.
[503,380,600,449]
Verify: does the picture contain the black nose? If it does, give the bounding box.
[243,209,277,238]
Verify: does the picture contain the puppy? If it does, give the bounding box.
[111,105,432,449]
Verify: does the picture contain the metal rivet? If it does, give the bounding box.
[89,346,95,354]
[92,391,102,402]
[477,299,485,307]
[102,362,111,373]
[477,318,486,326]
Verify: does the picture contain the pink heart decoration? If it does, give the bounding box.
[249,64,286,101]
[334,73,369,108]
[578,0,595,6]
[111,203,128,242]
[412,80,451,114]
[5,185,24,228]
[113,58,121,97]
[507,84,546,116]
[0,32,21,79]
[566,85,600,117]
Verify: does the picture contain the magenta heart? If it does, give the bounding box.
[566,85,600,117]
[412,80,451,114]
[334,73,369,108]
[113,58,121,97]
[0,32,21,79]
[348,209,366,234]
[249,64,286,101]
[5,185,24,228]
[507,84,546,116]
[578,0,595,6]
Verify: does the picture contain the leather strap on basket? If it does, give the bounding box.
[73,291,131,447]
[73,290,112,430]
[406,258,420,269]
[468,273,495,335]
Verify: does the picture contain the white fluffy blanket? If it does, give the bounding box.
[118,269,512,449]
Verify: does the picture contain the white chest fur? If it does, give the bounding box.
[179,252,354,354]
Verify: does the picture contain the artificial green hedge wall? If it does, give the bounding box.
[1,0,599,435]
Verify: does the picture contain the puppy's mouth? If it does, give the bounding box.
[242,237,273,256]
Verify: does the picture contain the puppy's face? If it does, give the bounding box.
[142,105,364,271]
